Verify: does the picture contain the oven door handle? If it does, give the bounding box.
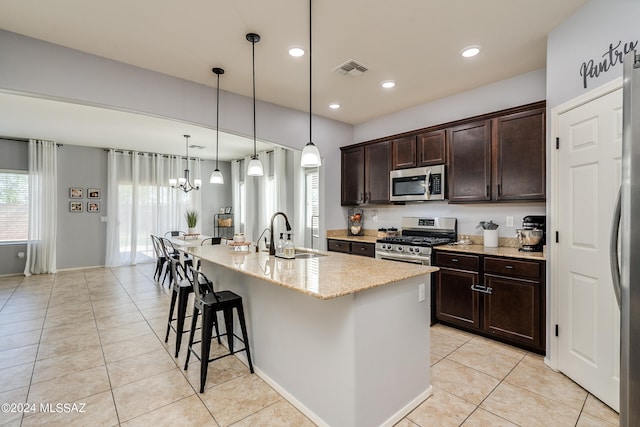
[471,284,493,294]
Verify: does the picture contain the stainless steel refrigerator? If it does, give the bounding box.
[611,50,640,427]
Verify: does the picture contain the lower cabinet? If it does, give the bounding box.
[327,239,375,258]
[434,250,545,353]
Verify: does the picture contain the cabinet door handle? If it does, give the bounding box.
[498,184,502,197]
[505,265,514,269]
[471,284,493,294]
[451,258,459,262]
[486,185,490,198]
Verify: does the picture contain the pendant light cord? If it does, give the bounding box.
[215,72,220,170]
[309,0,312,144]
[252,38,257,159]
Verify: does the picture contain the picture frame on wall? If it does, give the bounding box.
[69,187,83,199]
[87,202,100,213]
[87,188,100,199]
[69,201,83,212]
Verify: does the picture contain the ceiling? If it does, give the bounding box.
[0,0,587,159]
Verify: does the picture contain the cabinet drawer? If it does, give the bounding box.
[351,242,375,258]
[435,252,480,271]
[484,257,541,280]
[327,239,351,254]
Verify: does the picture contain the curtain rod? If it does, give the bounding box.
[1,136,63,147]
[103,148,203,161]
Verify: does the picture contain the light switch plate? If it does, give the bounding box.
[506,216,514,227]
[418,283,426,302]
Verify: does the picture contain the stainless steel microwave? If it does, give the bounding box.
[389,165,445,202]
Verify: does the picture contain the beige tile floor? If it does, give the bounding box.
[0,265,620,426]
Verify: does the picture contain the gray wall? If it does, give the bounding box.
[547,0,640,110]
[56,145,107,269]
[0,29,354,248]
[0,139,28,275]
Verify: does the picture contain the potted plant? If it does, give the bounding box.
[185,210,198,234]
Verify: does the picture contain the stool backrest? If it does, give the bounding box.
[189,266,219,303]
[168,254,187,284]
[150,235,163,258]
[164,230,186,237]
[159,237,178,258]
[201,237,222,246]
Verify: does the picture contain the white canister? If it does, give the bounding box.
[484,229,499,248]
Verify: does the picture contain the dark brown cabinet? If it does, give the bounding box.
[435,252,481,329]
[327,239,375,258]
[391,130,446,170]
[341,141,391,205]
[494,107,546,201]
[448,103,546,203]
[341,147,365,205]
[447,120,492,202]
[391,136,416,169]
[417,130,446,166]
[434,250,545,353]
[341,101,545,204]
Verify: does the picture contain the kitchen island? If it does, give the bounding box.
[185,245,437,427]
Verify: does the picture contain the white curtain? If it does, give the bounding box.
[105,150,201,267]
[24,139,58,275]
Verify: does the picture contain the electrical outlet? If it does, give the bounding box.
[506,216,514,227]
[418,283,426,302]
[372,210,378,222]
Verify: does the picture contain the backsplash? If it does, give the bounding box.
[340,201,546,240]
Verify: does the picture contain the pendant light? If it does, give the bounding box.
[300,0,321,168]
[246,32,264,177]
[210,67,225,184]
[170,135,201,192]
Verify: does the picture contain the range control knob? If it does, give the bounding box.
[395,245,404,252]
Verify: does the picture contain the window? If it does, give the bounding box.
[305,167,319,248]
[0,170,29,242]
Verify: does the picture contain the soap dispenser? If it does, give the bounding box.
[275,233,285,257]
[283,234,295,259]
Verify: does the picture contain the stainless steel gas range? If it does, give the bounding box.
[375,217,457,265]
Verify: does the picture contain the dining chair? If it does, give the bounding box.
[150,235,167,282]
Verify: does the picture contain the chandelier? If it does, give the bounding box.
[169,134,201,192]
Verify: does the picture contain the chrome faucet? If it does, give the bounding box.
[269,212,292,255]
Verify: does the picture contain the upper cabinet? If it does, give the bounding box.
[341,101,546,205]
[448,103,546,203]
[447,120,492,202]
[341,140,391,205]
[391,130,446,169]
[494,107,546,201]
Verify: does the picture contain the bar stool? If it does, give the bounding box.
[163,247,213,358]
[184,266,254,393]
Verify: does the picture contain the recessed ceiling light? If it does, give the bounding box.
[381,80,396,89]
[288,47,305,57]
[329,103,341,109]
[461,46,481,58]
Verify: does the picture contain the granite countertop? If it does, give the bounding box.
[185,245,437,300]
[434,244,546,261]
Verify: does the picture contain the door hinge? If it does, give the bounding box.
[555,231,559,243]
[556,137,560,150]
[555,324,559,337]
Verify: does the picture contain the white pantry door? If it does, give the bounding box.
[556,87,622,411]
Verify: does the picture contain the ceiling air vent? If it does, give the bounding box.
[334,59,368,77]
